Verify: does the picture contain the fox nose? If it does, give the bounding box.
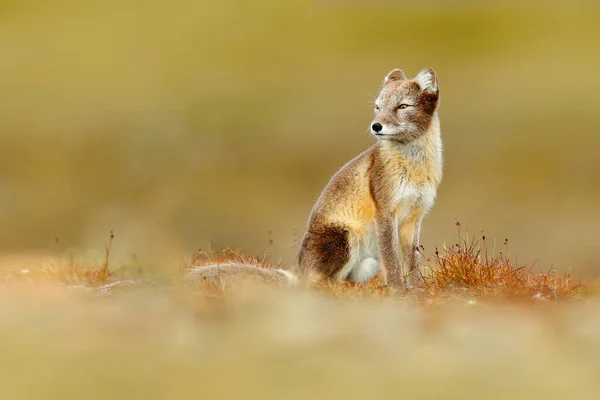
[371,123,383,133]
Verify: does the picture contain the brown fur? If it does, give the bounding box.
[298,225,350,279]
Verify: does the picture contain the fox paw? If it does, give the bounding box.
[406,271,425,289]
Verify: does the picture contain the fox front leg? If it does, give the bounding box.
[400,215,424,288]
[375,213,406,293]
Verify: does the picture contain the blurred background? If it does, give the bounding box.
[1,0,599,275]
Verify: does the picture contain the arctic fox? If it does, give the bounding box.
[189,68,442,292]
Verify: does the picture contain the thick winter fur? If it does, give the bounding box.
[189,68,442,292]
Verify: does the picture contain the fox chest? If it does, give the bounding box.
[359,179,435,258]
[390,178,437,222]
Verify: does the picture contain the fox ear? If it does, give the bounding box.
[415,68,438,93]
[384,69,407,84]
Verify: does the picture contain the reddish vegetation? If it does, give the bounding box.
[40,258,113,286]
[421,223,578,301]
[189,223,579,302]
[0,232,116,287]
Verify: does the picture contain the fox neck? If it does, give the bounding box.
[379,112,441,163]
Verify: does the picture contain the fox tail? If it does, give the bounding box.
[185,263,298,290]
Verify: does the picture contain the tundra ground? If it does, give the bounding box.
[0,226,596,400]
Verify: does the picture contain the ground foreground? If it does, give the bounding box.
[0,230,598,400]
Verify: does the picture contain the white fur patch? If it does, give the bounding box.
[392,180,437,222]
[416,69,437,92]
[392,180,420,212]
[419,187,437,213]
[348,258,381,283]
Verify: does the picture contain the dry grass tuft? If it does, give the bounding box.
[0,232,115,288]
[38,258,113,287]
[421,222,579,301]
[43,231,115,286]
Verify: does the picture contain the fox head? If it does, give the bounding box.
[370,68,439,143]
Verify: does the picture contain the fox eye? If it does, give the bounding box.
[397,104,410,110]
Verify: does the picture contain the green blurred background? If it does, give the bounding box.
[1,0,599,274]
